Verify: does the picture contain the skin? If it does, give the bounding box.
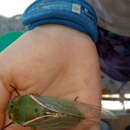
[0,25,102,130]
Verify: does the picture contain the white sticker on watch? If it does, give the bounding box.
[72,3,81,14]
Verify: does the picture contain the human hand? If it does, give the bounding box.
[0,25,101,130]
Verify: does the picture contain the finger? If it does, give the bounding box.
[0,81,10,129]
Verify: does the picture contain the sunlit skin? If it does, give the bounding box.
[0,25,102,130]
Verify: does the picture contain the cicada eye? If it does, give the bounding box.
[34,108,39,113]
[10,104,14,109]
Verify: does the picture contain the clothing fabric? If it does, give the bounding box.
[87,0,130,37]
[86,0,130,81]
[22,0,98,41]
[101,121,111,130]
[96,28,130,82]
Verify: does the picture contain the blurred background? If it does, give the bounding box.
[0,1,130,130]
[0,0,35,33]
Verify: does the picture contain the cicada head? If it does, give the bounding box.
[8,95,49,125]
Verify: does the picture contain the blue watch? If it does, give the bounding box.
[22,0,99,42]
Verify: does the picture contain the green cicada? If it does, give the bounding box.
[1,94,116,130]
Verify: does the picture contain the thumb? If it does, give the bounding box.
[0,81,10,129]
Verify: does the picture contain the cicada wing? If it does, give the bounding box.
[33,95,101,123]
[32,95,84,117]
[101,108,118,119]
[74,102,118,121]
[30,95,117,128]
[27,113,82,129]
[74,102,101,122]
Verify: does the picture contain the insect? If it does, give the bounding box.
[1,94,116,130]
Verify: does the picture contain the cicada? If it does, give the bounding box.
[1,94,116,130]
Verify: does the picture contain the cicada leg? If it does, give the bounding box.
[74,96,79,101]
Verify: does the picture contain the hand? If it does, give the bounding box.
[0,25,101,130]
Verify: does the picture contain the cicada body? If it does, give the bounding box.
[8,95,86,129]
[7,94,116,130]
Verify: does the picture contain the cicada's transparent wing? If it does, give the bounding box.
[27,95,100,129]
[33,95,84,117]
[25,113,82,129]
[33,95,116,119]
[73,101,101,126]
[27,95,117,130]
[74,101,118,120]
[101,108,118,119]
[71,101,118,129]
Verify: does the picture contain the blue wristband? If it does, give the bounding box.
[22,0,98,41]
